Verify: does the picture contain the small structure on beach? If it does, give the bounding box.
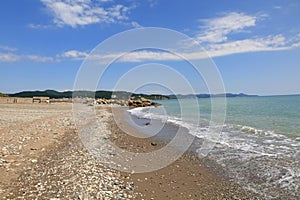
[0,96,72,104]
[33,96,50,103]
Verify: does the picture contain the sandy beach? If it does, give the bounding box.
[0,103,260,199]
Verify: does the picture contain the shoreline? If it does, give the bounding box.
[107,106,261,199]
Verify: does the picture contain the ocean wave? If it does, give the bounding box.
[128,107,299,151]
[127,107,300,198]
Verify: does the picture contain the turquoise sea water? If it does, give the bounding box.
[129,95,300,199]
[157,95,300,138]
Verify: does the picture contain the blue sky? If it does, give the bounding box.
[0,0,300,95]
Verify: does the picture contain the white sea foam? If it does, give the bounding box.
[128,106,300,199]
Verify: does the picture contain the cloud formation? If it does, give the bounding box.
[0,53,55,62]
[40,0,130,27]
[0,45,18,52]
[196,12,258,43]
[0,46,55,63]
[58,49,208,63]
[194,12,300,58]
[0,53,20,62]
[60,50,89,60]
[26,55,55,62]
[8,11,300,63]
[57,33,300,64]
[63,12,300,63]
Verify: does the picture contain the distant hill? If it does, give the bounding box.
[211,93,258,98]
[9,90,72,99]
[168,93,258,99]
[9,90,169,100]
[7,90,257,100]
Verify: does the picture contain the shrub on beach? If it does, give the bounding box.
[0,92,8,97]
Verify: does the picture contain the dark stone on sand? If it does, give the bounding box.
[119,185,126,190]
[151,142,157,146]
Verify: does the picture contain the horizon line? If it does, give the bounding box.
[2,89,300,97]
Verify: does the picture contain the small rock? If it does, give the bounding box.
[1,159,9,163]
[151,142,157,146]
[119,185,126,190]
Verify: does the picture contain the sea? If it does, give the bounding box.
[128,95,300,199]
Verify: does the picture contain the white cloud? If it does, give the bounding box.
[40,0,131,27]
[196,12,258,43]
[26,55,55,62]
[28,23,53,29]
[273,6,282,10]
[206,35,288,57]
[119,51,179,62]
[56,49,184,63]
[60,50,88,60]
[186,12,300,58]
[22,11,300,63]
[98,0,113,2]
[80,34,300,63]
[55,29,300,63]
[71,50,208,63]
[0,45,17,52]
[0,44,55,63]
[0,52,55,63]
[0,53,20,62]
[131,21,143,28]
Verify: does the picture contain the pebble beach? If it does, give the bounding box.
[0,104,138,199]
[0,103,260,199]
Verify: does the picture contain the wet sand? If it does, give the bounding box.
[107,107,261,199]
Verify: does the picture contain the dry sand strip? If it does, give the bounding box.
[0,104,139,199]
[107,107,262,200]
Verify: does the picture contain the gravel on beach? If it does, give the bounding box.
[1,103,261,199]
[0,104,139,199]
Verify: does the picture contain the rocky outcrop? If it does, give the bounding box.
[128,97,161,107]
[96,99,127,106]
[95,97,161,108]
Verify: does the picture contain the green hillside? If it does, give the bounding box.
[9,90,169,100]
[0,92,8,97]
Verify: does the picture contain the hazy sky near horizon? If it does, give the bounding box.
[1,0,300,95]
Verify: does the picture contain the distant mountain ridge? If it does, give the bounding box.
[8,90,258,100]
[168,93,258,99]
[8,90,169,100]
